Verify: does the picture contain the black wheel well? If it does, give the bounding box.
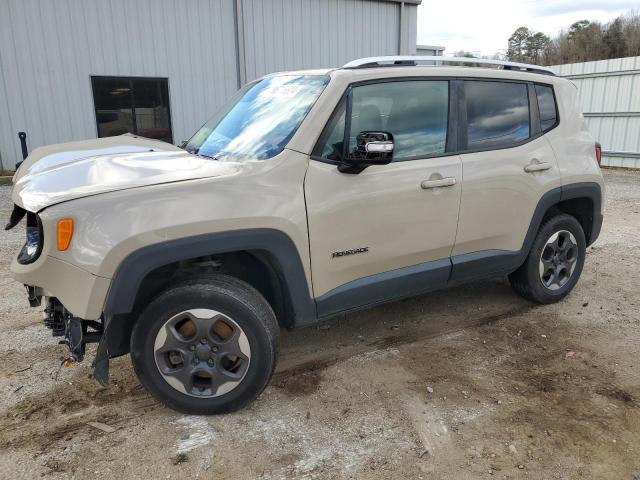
[130,250,295,329]
[543,197,595,244]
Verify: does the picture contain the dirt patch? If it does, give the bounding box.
[0,171,639,479]
[595,386,637,405]
[273,358,337,396]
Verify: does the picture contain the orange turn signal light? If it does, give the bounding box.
[57,218,74,251]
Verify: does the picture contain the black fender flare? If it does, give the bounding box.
[560,181,602,246]
[103,228,316,322]
[92,229,316,385]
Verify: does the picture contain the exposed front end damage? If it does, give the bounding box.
[7,201,115,385]
[26,293,114,385]
[44,297,103,364]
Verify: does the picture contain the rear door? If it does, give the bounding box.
[304,79,462,317]
[450,79,562,281]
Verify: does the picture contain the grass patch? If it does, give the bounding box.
[0,176,13,186]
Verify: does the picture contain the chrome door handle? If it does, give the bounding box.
[421,177,456,189]
[524,161,552,173]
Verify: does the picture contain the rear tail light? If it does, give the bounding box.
[595,142,602,166]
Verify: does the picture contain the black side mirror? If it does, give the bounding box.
[338,131,394,173]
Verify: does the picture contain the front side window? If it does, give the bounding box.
[186,75,328,161]
[314,80,449,161]
[535,84,558,132]
[465,81,530,150]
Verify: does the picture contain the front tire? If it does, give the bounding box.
[130,275,278,414]
[509,214,586,304]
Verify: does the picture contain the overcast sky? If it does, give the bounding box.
[416,0,638,56]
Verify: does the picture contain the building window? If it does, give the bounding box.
[91,76,173,144]
[464,80,530,150]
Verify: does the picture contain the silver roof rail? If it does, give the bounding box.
[342,56,555,76]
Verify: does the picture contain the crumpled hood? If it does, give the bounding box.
[12,135,242,212]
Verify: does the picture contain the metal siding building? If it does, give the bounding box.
[549,56,640,169]
[415,44,444,56]
[0,0,421,170]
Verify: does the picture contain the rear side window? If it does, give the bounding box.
[535,84,558,132]
[313,80,449,161]
[465,81,530,150]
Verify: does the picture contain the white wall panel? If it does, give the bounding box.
[0,0,418,169]
[549,56,640,168]
[0,0,239,169]
[240,0,403,81]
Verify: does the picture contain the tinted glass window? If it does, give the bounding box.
[465,81,530,149]
[535,84,558,131]
[91,77,173,143]
[348,81,449,159]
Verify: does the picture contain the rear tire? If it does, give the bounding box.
[130,274,278,414]
[509,214,586,304]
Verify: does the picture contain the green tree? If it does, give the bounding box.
[525,32,551,63]
[568,20,591,41]
[454,50,476,58]
[507,27,532,62]
[603,18,627,58]
[505,12,640,65]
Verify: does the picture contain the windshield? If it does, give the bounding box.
[185,75,329,161]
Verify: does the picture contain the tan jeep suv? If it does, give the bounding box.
[6,56,604,414]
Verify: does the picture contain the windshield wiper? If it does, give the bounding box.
[194,152,219,161]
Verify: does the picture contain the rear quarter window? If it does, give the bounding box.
[535,84,559,132]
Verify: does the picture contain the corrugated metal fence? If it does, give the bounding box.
[549,56,640,169]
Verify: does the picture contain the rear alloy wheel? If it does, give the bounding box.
[509,214,586,304]
[538,230,579,291]
[131,275,278,414]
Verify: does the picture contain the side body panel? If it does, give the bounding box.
[305,156,461,299]
[544,81,605,202]
[305,156,461,317]
[26,150,312,318]
[452,135,561,256]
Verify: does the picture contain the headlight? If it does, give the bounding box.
[17,213,43,265]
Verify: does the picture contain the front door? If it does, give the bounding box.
[304,79,462,317]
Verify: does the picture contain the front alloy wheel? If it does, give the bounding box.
[154,309,251,397]
[131,275,278,414]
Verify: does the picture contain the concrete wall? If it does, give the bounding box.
[0,0,420,170]
[549,56,640,169]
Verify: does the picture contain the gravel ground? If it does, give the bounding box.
[0,170,639,479]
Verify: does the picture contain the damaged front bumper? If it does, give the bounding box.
[9,205,115,386]
[26,291,113,386]
[43,297,103,362]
